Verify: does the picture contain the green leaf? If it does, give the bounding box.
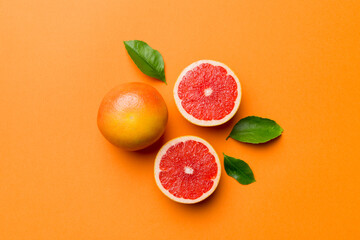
[223,153,255,185]
[124,40,166,83]
[227,116,283,144]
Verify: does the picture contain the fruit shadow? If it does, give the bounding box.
[136,135,166,155]
[105,134,166,173]
[169,178,224,212]
[196,106,243,139]
[124,134,166,160]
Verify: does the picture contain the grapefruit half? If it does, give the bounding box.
[174,60,241,126]
[154,136,221,204]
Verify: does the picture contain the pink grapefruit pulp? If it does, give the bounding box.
[174,60,241,126]
[154,136,221,204]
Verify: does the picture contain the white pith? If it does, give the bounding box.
[174,60,242,127]
[154,136,221,204]
[204,88,213,96]
[184,166,194,174]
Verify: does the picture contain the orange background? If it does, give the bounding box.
[1,0,359,239]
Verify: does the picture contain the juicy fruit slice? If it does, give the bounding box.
[174,60,241,126]
[154,136,221,204]
[97,82,168,151]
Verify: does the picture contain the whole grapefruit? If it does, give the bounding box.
[97,82,168,151]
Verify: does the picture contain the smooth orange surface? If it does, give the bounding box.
[1,0,359,239]
[98,82,168,150]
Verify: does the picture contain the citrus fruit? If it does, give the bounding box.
[97,82,168,151]
[154,136,221,204]
[174,60,241,126]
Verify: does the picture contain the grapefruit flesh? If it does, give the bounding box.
[97,82,168,151]
[174,60,241,126]
[154,136,220,204]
